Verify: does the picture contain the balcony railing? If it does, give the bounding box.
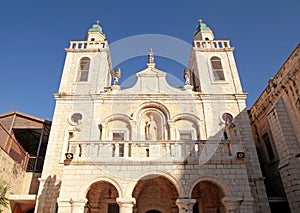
[69,41,107,50]
[193,40,231,49]
[67,140,241,162]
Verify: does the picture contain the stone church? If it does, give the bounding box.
[35,20,270,213]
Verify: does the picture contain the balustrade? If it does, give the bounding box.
[67,140,240,162]
[193,40,231,49]
[69,41,107,50]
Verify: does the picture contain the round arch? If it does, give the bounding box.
[171,113,202,124]
[80,176,124,199]
[188,175,233,197]
[132,101,171,121]
[103,113,132,123]
[102,113,132,140]
[171,113,203,140]
[131,173,180,213]
[126,170,185,198]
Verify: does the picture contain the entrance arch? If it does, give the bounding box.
[133,175,179,213]
[86,181,119,213]
[191,181,225,213]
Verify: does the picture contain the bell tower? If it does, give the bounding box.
[188,20,243,94]
[58,21,112,95]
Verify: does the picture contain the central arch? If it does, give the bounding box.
[191,181,225,213]
[132,174,179,213]
[85,181,119,213]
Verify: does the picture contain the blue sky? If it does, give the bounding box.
[1,0,299,120]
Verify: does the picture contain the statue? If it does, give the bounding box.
[145,115,157,140]
[183,69,190,85]
[110,68,121,85]
[148,48,154,63]
[224,117,236,139]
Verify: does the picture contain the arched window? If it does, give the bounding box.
[77,57,90,81]
[210,56,225,81]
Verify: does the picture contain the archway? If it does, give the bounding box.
[133,175,179,213]
[191,181,225,213]
[86,181,119,213]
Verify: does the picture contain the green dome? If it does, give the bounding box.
[88,24,103,33]
[194,20,211,36]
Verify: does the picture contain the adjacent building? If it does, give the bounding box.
[0,111,51,213]
[249,43,300,212]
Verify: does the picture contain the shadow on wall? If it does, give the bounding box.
[36,175,61,213]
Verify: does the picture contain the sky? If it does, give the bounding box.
[0,0,299,121]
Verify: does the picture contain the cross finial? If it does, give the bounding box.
[96,20,100,25]
[199,19,204,23]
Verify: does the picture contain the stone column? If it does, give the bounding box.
[168,121,175,140]
[70,199,87,213]
[221,197,242,213]
[176,198,196,213]
[130,121,137,141]
[116,197,136,213]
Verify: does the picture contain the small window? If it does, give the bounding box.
[263,133,275,161]
[180,132,192,140]
[77,57,90,81]
[113,133,124,157]
[113,133,124,141]
[71,113,82,123]
[210,56,225,81]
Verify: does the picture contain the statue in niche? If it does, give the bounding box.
[110,68,121,85]
[224,117,237,140]
[145,115,157,140]
[183,69,190,85]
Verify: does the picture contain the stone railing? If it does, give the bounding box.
[193,40,231,49]
[67,140,242,162]
[68,41,107,50]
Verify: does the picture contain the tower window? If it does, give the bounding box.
[210,56,225,81]
[262,133,275,161]
[77,57,90,81]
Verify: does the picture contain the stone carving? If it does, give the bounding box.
[224,117,237,140]
[110,68,121,85]
[183,69,190,85]
[145,115,157,140]
[148,48,154,63]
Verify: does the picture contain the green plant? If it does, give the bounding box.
[0,182,9,212]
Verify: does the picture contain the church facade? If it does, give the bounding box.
[35,21,270,213]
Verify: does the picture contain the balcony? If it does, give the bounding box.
[193,40,231,50]
[66,140,242,164]
[68,41,107,50]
